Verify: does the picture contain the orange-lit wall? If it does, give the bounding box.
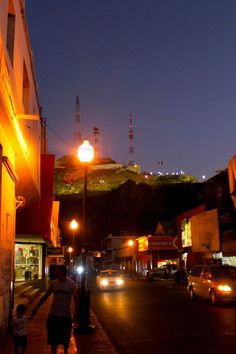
[0,0,41,336]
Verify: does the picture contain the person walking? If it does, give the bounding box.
[12,304,29,354]
[30,264,77,354]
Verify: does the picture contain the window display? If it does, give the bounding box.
[15,244,42,281]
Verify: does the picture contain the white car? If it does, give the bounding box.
[96,269,125,290]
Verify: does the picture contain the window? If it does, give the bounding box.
[6,1,15,65]
[15,243,43,281]
[190,265,204,277]
[22,61,30,113]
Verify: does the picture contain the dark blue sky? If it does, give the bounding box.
[26,1,236,180]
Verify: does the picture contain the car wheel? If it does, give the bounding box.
[210,291,217,305]
[189,287,195,300]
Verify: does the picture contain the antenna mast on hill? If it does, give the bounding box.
[93,126,100,158]
[128,112,135,165]
[74,95,82,149]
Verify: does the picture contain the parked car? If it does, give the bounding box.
[187,264,236,305]
[96,269,125,290]
[147,264,178,282]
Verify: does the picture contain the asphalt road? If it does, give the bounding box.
[90,278,236,354]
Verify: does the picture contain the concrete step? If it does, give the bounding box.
[14,283,45,312]
[18,285,34,297]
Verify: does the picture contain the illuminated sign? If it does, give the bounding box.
[181,218,192,247]
[137,236,148,252]
[148,236,179,250]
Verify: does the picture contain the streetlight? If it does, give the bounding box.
[128,239,134,277]
[68,247,73,275]
[75,139,94,334]
[70,219,79,259]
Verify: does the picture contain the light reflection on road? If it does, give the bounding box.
[99,290,129,321]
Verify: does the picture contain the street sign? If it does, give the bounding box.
[47,247,63,256]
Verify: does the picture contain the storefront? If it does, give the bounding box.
[136,235,180,274]
[15,243,43,281]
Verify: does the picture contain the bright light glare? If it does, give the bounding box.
[116,278,124,285]
[70,219,78,230]
[101,279,109,286]
[218,285,232,292]
[77,140,94,163]
[76,266,84,274]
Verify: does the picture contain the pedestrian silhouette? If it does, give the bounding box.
[30,265,77,354]
[12,304,29,354]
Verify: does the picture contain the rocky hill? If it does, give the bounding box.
[54,157,203,249]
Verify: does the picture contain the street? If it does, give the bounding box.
[90,278,236,354]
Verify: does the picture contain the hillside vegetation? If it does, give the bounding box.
[54,156,197,196]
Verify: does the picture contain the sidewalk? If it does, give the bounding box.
[1,295,118,354]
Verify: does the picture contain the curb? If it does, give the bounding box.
[90,308,118,354]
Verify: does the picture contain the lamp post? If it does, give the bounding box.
[68,247,73,275]
[128,239,134,277]
[75,139,95,334]
[70,219,78,262]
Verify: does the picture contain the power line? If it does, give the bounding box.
[46,123,72,147]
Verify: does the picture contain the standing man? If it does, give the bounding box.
[31,265,77,354]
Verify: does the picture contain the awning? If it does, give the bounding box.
[16,197,53,245]
[15,234,46,244]
[16,154,56,246]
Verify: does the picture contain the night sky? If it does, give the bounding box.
[26,1,236,181]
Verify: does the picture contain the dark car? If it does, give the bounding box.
[187,264,236,305]
[147,264,178,282]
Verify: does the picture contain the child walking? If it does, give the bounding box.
[12,304,29,354]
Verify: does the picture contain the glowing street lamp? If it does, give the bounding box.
[70,219,79,256]
[128,239,134,277]
[75,139,94,333]
[68,247,73,274]
[77,140,94,255]
[77,139,94,163]
[128,239,134,247]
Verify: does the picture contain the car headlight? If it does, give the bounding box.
[116,278,124,286]
[76,266,84,274]
[217,284,232,292]
[101,279,108,286]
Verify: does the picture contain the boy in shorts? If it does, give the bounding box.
[12,304,28,354]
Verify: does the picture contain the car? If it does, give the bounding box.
[147,264,178,282]
[96,269,125,290]
[187,264,236,305]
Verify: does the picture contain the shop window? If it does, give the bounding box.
[6,1,15,65]
[15,243,43,281]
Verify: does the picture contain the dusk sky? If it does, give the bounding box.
[26,1,236,181]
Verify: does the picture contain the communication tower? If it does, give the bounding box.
[74,95,82,148]
[128,112,135,165]
[93,126,100,158]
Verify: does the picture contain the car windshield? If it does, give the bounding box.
[211,266,236,279]
[101,272,119,277]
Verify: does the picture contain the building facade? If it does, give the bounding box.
[0,0,42,336]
